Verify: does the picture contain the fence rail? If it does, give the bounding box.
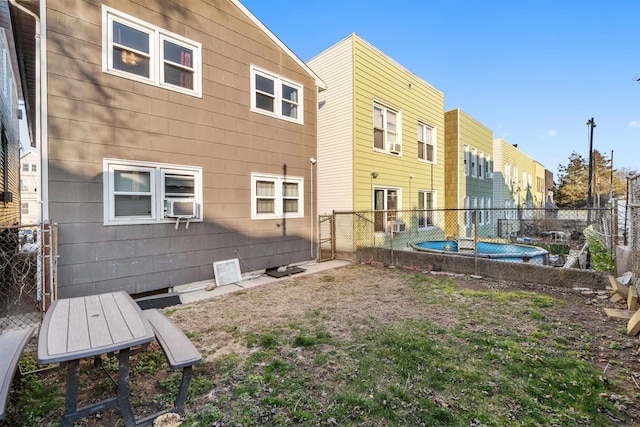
[321,207,614,268]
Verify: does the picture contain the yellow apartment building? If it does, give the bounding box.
[444,109,494,238]
[309,34,445,244]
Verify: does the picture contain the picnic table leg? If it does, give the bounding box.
[117,348,136,427]
[62,360,79,427]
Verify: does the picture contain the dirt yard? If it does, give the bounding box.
[25,263,640,426]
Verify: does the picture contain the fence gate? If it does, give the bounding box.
[0,221,57,332]
[318,214,334,262]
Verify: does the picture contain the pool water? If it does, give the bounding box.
[414,240,549,265]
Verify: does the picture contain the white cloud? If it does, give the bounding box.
[536,130,557,140]
[629,120,640,129]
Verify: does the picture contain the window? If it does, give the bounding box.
[418,191,435,229]
[373,187,400,233]
[478,152,483,179]
[103,159,202,225]
[478,197,484,224]
[485,155,491,179]
[486,198,491,224]
[463,196,470,227]
[102,6,201,97]
[373,103,401,154]
[21,202,29,215]
[504,163,511,185]
[463,145,469,176]
[417,122,435,162]
[251,173,304,219]
[31,163,37,173]
[22,163,29,173]
[250,66,303,124]
[470,148,477,177]
[20,179,29,192]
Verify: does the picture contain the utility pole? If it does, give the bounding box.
[586,118,596,224]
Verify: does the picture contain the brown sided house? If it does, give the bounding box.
[10,0,325,297]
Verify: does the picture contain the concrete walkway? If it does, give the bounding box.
[175,260,352,305]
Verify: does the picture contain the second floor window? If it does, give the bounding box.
[103,6,202,97]
[417,122,435,163]
[373,103,401,155]
[251,66,303,124]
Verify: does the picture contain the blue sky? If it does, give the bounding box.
[242,0,640,177]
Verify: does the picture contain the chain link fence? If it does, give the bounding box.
[0,222,57,332]
[320,207,613,268]
[629,175,640,283]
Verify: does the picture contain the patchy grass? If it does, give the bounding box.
[4,265,638,426]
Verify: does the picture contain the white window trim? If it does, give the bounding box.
[373,101,402,156]
[463,145,469,176]
[417,121,436,164]
[250,65,304,124]
[417,190,437,230]
[103,158,203,226]
[102,6,202,97]
[251,172,304,220]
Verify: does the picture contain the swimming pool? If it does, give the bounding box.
[413,240,549,265]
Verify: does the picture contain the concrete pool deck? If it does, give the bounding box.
[174,259,352,305]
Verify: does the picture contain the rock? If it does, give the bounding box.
[153,413,182,427]
[205,282,217,291]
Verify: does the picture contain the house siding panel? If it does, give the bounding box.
[351,36,445,212]
[43,0,319,297]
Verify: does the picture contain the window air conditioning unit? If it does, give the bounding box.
[166,199,197,218]
[393,222,406,233]
[389,144,401,154]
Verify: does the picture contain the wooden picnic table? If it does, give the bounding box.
[37,291,155,427]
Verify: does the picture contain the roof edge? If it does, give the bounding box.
[231,0,326,90]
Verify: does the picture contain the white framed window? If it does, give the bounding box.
[251,173,304,219]
[470,148,477,178]
[22,163,29,173]
[463,196,470,227]
[21,202,29,215]
[478,197,484,224]
[31,163,37,173]
[373,102,401,155]
[504,163,511,185]
[20,179,29,192]
[485,155,491,179]
[373,187,401,233]
[250,66,303,124]
[102,6,202,97]
[418,190,436,229]
[103,159,202,225]
[478,152,483,179]
[486,198,491,224]
[417,122,435,163]
[463,145,469,176]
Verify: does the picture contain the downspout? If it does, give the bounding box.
[10,0,46,221]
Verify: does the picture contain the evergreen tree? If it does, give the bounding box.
[556,151,588,207]
[556,150,628,207]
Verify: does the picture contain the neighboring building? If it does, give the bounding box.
[20,150,39,224]
[444,109,493,238]
[545,169,556,207]
[308,34,445,241]
[0,2,21,226]
[492,139,536,237]
[11,0,325,297]
[533,161,546,208]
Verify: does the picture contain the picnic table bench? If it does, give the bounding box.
[136,309,202,426]
[0,327,35,420]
